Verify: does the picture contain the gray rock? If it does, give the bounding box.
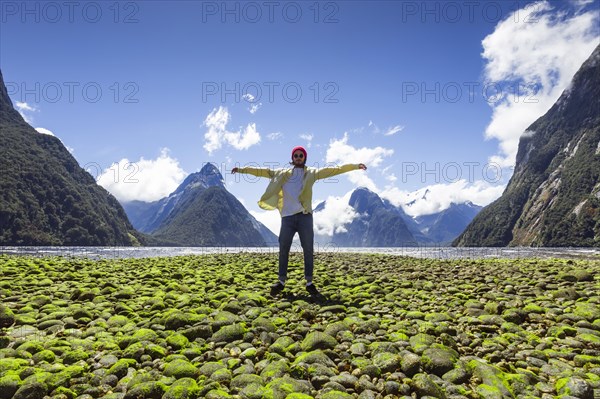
[410,373,446,398]
[558,377,593,399]
[401,352,421,377]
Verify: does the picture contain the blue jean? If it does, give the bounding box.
[278,212,314,283]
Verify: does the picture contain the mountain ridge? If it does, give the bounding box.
[454,45,600,247]
[0,69,143,245]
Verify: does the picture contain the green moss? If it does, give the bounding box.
[320,391,352,398]
[16,341,44,355]
[0,373,22,399]
[52,386,77,399]
[124,381,166,399]
[210,324,247,343]
[108,358,137,379]
[260,360,290,381]
[293,350,335,367]
[300,332,337,351]
[166,333,190,350]
[107,315,130,327]
[162,377,201,399]
[63,349,89,364]
[0,358,29,373]
[0,305,16,328]
[146,343,167,359]
[231,374,264,390]
[578,333,600,345]
[284,394,313,399]
[476,384,503,399]
[164,359,198,379]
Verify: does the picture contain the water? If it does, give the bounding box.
[1,246,598,260]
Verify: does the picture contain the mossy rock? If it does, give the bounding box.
[293,350,335,367]
[107,315,130,327]
[467,359,514,398]
[32,349,56,364]
[409,373,446,398]
[204,388,233,398]
[323,321,350,337]
[164,311,195,330]
[16,340,44,354]
[0,373,21,399]
[231,374,264,390]
[146,343,167,359]
[0,358,30,373]
[284,393,313,399]
[46,371,73,391]
[251,317,277,332]
[260,360,290,381]
[162,377,201,399]
[63,349,89,364]
[123,381,166,399]
[270,336,296,355]
[51,386,77,399]
[210,323,246,343]
[300,332,337,351]
[199,361,226,377]
[372,352,401,373]
[320,391,353,399]
[166,333,190,350]
[409,334,435,354]
[212,311,241,330]
[400,352,421,377]
[12,381,47,399]
[0,305,16,328]
[421,346,459,377]
[164,359,198,379]
[574,302,600,321]
[108,358,137,379]
[263,376,312,399]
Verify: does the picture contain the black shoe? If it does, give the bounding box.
[270,281,285,296]
[306,283,320,297]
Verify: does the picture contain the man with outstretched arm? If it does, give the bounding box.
[232,146,367,298]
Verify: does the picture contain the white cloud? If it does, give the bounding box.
[384,125,404,136]
[482,0,599,167]
[326,132,393,168]
[248,103,262,114]
[97,148,187,203]
[267,132,283,140]
[380,180,506,217]
[314,191,358,236]
[16,101,36,112]
[250,210,281,236]
[203,106,261,154]
[382,165,398,182]
[15,101,37,123]
[243,93,262,114]
[35,127,54,136]
[299,133,313,148]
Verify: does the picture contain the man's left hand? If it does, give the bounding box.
[358,163,367,170]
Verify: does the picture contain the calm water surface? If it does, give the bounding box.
[1,246,598,260]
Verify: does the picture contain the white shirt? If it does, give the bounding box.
[281,167,305,217]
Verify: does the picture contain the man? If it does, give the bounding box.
[232,146,367,297]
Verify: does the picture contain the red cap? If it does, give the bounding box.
[291,146,307,161]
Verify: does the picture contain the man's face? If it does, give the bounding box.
[293,150,305,166]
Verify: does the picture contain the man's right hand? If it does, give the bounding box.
[231,167,239,174]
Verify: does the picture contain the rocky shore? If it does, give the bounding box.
[0,253,598,398]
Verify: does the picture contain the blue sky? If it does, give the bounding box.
[2,0,599,234]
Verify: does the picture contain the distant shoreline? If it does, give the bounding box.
[0,246,599,260]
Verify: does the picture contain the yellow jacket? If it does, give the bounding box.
[237,164,361,215]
